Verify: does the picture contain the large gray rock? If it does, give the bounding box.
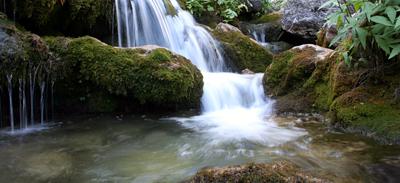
[282,0,336,39]
[215,23,242,33]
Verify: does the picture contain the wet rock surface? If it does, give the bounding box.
[186,161,330,183]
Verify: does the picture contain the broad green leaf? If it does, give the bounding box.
[395,17,400,30]
[371,16,393,26]
[355,27,368,49]
[342,52,351,66]
[372,24,386,34]
[385,7,397,23]
[330,33,345,47]
[389,44,400,59]
[375,36,391,54]
[364,2,375,21]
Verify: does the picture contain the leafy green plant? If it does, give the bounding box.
[186,0,247,22]
[323,0,400,65]
[186,0,275,22]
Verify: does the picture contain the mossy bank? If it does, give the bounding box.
[263,44,400,144]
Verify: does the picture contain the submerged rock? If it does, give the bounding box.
[281,0,336,40]
[186,161,330,183]
[213,23,273,73]
[46,36,203,112]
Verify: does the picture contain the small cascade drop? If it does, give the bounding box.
[115,0,306,144]
[7,74,14,132]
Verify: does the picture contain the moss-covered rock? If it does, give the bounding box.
[46,36,203,112]
[213,23,273,73]
[186,161,330,183]
[263,43,400,143]
[252,12,282,24]
[264,44,334,97]
[0,13,53,85]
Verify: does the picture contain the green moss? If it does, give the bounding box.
[148,48,173,62]
[252,12,282,24]
[15,0,113,36]
[333,103,400,139]
[87,91,118,113]
[264,51,293,95]
[177,0,187,9]
[46,36,203,110]
[213,30,273,72]
[163,0,178,16]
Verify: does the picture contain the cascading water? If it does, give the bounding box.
[115,0,305,145]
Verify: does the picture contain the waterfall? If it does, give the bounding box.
[7,74,14,132]
[115,0,305,144]
[115,0,226,72]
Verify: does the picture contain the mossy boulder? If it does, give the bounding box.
[8,0,113,39]
[46,36,203,112]
[213,23,273,73]
[186,161,330,183]
[264,44,334,97]
[263,43,400,143]
[0,13,53,85]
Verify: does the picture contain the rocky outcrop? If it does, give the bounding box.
[263,44,400,144]
[281,0,336,40]
[46,36,203,112]
[186,161,330,183]
[213,23,273,73]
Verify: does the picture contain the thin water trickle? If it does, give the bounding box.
[7,74,14,132]
[40,81,45,125]
[22,79,28,129]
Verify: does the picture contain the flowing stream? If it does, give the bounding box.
[0,1,399,182]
